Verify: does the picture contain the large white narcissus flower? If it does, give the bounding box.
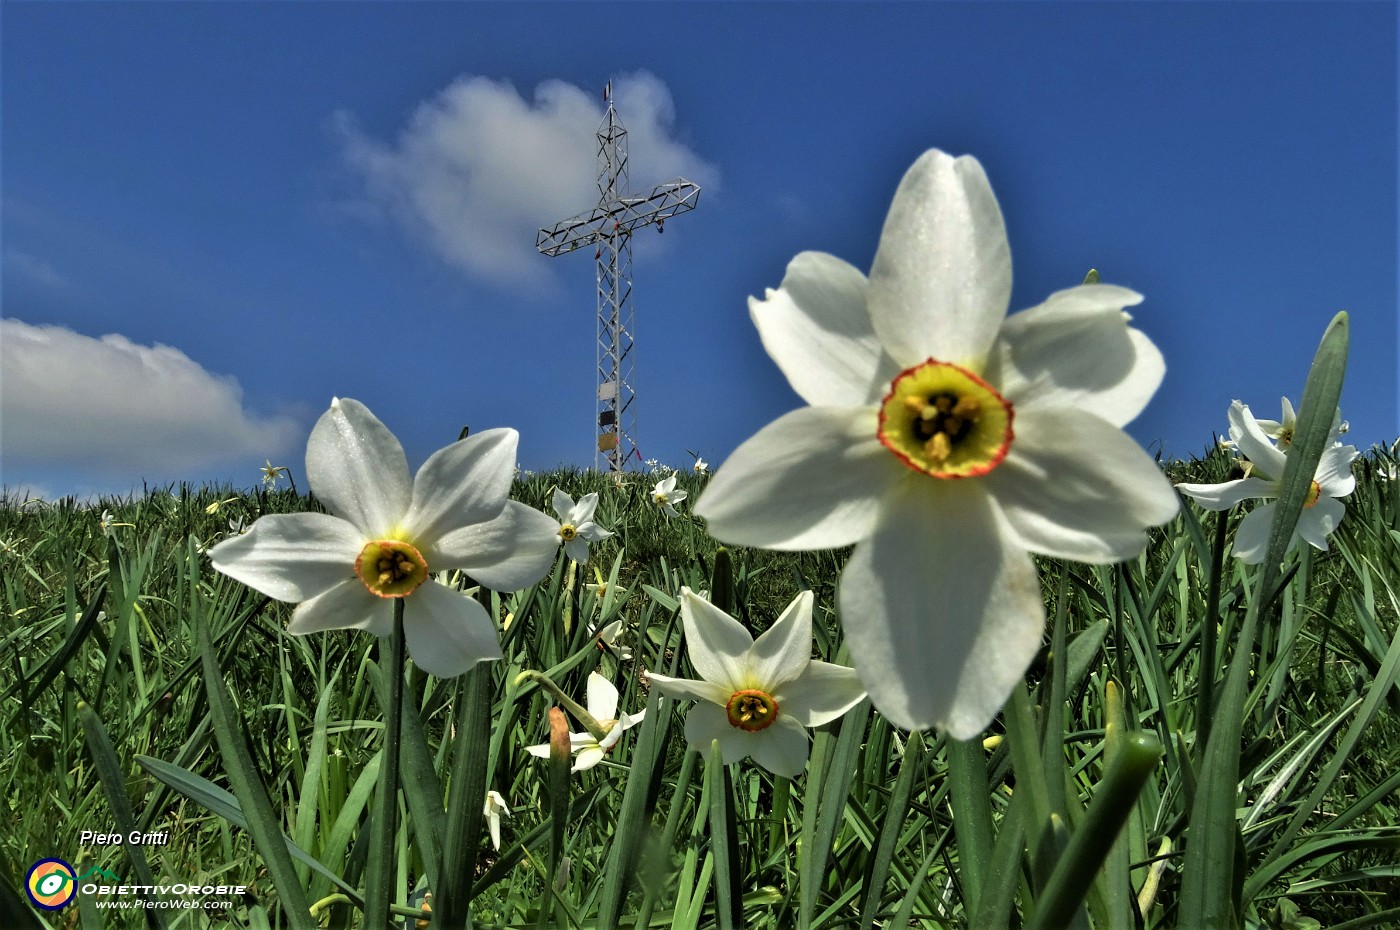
[209,398,560,678]
[550,489,613,564]
[525,672,646,772]
[1176,401,1357,563]
[694,150,1180,738]
[647,588,867,778]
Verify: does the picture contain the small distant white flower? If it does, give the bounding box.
[228,517,248,536]
[483,791,511,851]
[261,460,289,488]
[647,588,866,777]
[588,618,634,662]
[549,489,613,564]
[99,510,133,536]
[694,456,709,474]
[526,672,646,772]
[210,398,560,678]
[1177,401,1358,563]
[650,476,687,517]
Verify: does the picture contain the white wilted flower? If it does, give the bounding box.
[1177,400,1357,563]
[209,398,560,677]
[525,672,646,772]
[647,588,866,777]
[549,489,613,564]
[694,150,1178,737]
[483,790,511,851]
[650,475,687,517]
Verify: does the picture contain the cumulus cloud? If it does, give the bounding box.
[334,71,717,287]
[1,319,301,481]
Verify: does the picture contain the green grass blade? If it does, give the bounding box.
[135,753,365,905]
[858,729,924,930]
[0,868,46,930]
[75,701,172,930]
[595,687,672,928]
[799,698,869,928]
[706,741,742,930]
[435,660,494,927]
[191,540,313,929]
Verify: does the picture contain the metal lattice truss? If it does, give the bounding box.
[536,86,700,471]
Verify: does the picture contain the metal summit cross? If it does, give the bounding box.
[536,82,700,472]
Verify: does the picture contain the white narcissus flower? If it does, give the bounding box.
[550,489,613,564]
[525,672,645,772]
[1252,397,1342,452]
[209,398,560,678]
[694,456,709,474]
[483,790,511,851]
[647,588,866,778]
[1176,401,1357,563]
[588,618,634,662]
[694,150,1179,738]
[650,475,687,517]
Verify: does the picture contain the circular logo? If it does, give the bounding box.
[26,859,77,910]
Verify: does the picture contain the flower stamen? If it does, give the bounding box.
[355,539,429,598]
[725,688,779,732]
[559,523,578,542]
[878,359,1014,478]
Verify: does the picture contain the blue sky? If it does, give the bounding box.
[3,2,1396,501]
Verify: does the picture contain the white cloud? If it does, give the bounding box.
[0,319,301,480]
[334,71,717,287]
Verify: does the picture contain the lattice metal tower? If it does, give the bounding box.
[537,82,700,471]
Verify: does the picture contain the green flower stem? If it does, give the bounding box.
[513,669,610,741]
[1195,504,1231,763]
[1027,731,1164,930]
[364,598,406,930]
[946,735,994,914]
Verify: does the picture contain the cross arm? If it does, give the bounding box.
[536,179,701,257]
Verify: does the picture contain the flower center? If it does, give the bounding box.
[354,539,429,598]
[653,492,667,504]
[725,689,779,732]
[877,359,1014,478]
[1303,479,1321,509]
[559,523,578,542]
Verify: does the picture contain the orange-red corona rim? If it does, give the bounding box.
[725,688,779,732]
[877,358,1014,479]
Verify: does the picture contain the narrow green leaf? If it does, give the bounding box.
[435,660,494,926]
[135,753,365,906]
[1180,312,1349,930]
[75,701,172,930]
[191,539,313,929]
[706,741,742,930]
[799,698,870,928]
[858,730,925,930]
